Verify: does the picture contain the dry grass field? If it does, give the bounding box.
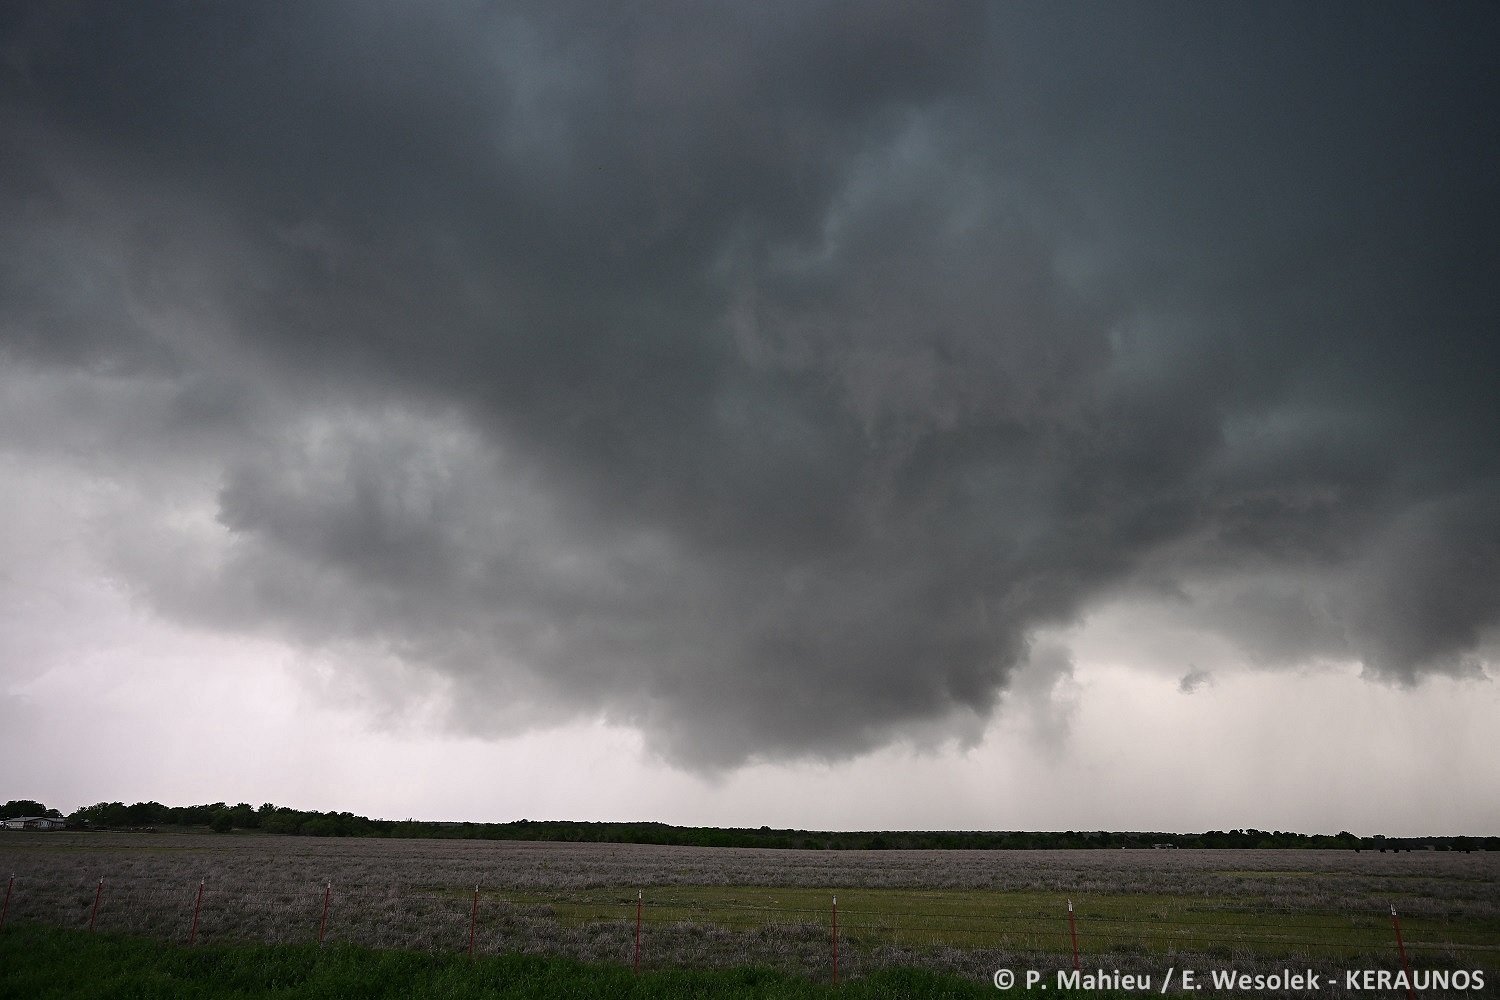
[2,832,1496,989]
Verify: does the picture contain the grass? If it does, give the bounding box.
[0,924,1127,999]
[4,834,1495,979]
[494,884,1500,961]
[1218,869,1490,883]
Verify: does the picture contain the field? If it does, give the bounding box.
[2,833,1496,996]
[1,925,1006,1000]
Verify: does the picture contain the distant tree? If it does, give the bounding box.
[124,801,169,826]
[1,800,48,819]
[72,802,130,827]
[210,810,234,834]
[261,808,303,835]
[229,803,258,829]
[301,815,339,837]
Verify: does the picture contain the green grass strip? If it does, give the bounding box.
[492,885,1499,960]
[1,924,1142,1000]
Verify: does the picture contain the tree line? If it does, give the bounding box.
[4,799,1493,852]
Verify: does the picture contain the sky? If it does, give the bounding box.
[2,2,1497,837]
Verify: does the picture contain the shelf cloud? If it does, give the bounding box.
[3,2,1496,770]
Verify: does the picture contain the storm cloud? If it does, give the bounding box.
[2,2,1497,769]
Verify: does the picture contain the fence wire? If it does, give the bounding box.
[2,869,1493,986]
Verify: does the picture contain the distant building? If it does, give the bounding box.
[2,816,66,831]
[1152,842,1177,849]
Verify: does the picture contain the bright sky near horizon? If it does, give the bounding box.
[3,2,1498,835]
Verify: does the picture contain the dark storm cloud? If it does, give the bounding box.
[2,2,1497,766]
[1179,670,1212,696]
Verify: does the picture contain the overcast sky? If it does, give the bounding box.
[2,2,1497,836]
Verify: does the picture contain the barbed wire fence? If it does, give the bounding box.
[1,871,1493,990]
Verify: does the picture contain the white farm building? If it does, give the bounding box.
[2,816,66,831]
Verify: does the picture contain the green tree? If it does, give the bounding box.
[72,802,130,827]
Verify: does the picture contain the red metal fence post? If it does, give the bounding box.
[188,879,205,945]
[468,885,479,959]
[1067,899,1080,972]
[317,882,332,945]
[633,891,642,973]
[89,878,104,932]
[832,894,839,985]
[1,874,13,931]
[1390,906,1416,1000]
